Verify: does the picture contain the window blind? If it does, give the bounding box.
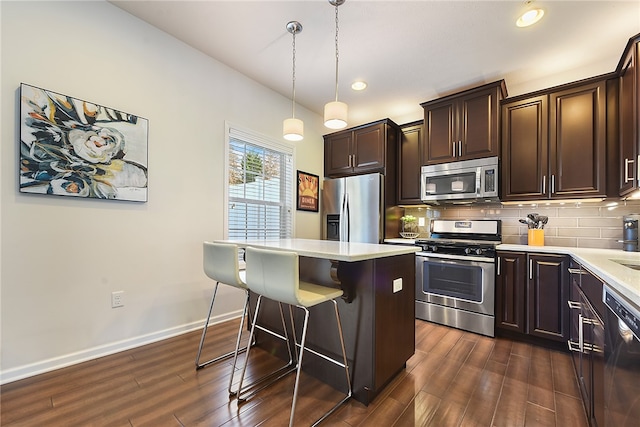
[227,126,293,240]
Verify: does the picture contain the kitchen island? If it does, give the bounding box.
[217,238,419,405]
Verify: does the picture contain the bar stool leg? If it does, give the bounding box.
[227,290,251,395]
[235,296,297,402]
[196,282,252,369]
[289,301,352,427]
[289,307,310,427]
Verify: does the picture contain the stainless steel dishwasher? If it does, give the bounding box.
[603,286,640,426]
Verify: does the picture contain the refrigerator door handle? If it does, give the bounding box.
[339,192,349,242]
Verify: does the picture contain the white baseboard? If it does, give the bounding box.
[0,310,242,385]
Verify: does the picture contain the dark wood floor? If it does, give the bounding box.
[1,318,588,426]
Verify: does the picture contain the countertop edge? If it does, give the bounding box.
[215,238,420,262]
[497,244,640,310]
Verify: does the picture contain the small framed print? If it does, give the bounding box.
[296,170,319,212]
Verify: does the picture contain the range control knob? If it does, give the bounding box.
[474,248,484,256]
[464,247,473,255]
[430,245,438,253]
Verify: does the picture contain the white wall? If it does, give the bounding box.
[0,1,325,383]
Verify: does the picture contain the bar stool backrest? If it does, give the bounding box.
[245,246,300,307]
[203,241,247,290]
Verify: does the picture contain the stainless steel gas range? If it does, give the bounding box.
[415,219,501,337]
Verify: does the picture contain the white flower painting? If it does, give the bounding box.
[19,83,148,202]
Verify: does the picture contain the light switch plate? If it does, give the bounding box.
[393,278,402,293]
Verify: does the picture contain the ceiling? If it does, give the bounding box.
[110,0,640,127]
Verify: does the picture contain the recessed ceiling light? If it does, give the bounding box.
[351,81,367,91]
[516,8,544,27]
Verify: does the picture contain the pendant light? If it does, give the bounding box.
[283,21,304,141]
[324,0,348,130]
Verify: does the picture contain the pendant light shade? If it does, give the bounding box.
[324,101,348,129]
[324,0,348,130]
[283,117,304,141]
[283,21,303,141]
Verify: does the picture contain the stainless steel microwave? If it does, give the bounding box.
[420,156,499,203]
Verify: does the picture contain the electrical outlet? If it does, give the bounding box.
[418,217,425,227]
[111,291,124,308]
[393,278,403,293]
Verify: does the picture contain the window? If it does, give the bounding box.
[226,125,294,240]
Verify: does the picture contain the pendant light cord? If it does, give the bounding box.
[291,28,297,118]
[334,3,340,103]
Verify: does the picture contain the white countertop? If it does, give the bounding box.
[498,244,640,309]
[216,238,420,262]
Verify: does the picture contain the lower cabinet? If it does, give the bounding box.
[496,251,570,342]
[568,261,605,427]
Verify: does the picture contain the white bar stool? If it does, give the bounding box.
[197,241,295,396]
[238,246,352,427]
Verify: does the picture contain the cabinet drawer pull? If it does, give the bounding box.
[578,313,584,353]
[568,268,586,275]
[568,340,581,353]
[568,300,581,310]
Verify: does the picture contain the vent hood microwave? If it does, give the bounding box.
[420,156,499,203]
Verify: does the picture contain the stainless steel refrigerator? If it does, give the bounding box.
[322,173,389,243]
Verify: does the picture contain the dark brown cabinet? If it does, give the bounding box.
[397,121,423,204]
[496,251,527,333]
[421,80,506,165]
[502,78,608,201]
[496,251,569,342]
[528,253,570,341]
[324,119,399,178]
[568,261,605,427]
[618,37,640,196]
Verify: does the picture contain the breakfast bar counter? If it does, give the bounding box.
[218,238,419,405]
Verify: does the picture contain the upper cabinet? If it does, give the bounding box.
[618,36,640,197]
[502,77,611,201]
[397,121,424,205]
[421,80,506,165]
[324,119,400,178]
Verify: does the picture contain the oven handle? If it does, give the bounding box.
[416,252,495,264]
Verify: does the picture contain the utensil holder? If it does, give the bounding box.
[528,229,544,246]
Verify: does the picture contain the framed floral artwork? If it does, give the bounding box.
[296,170,319,212]
[19,83,149,202]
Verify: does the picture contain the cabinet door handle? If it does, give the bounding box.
[624,158,634,183]
[452,141,456,157]
[578,313,584,353]
[637,155,640,186]
[529,259,533,280]
[497,257,501,276]
[542,175,546,195]
[551,174,555,194]
[458,141,462,156]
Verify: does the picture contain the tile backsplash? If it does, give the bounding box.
[403,200,640,250]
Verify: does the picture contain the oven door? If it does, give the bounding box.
[415,252,495,315]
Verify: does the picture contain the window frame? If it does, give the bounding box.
[223,122,296,240]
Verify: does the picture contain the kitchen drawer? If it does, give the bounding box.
[581,267,605,319]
